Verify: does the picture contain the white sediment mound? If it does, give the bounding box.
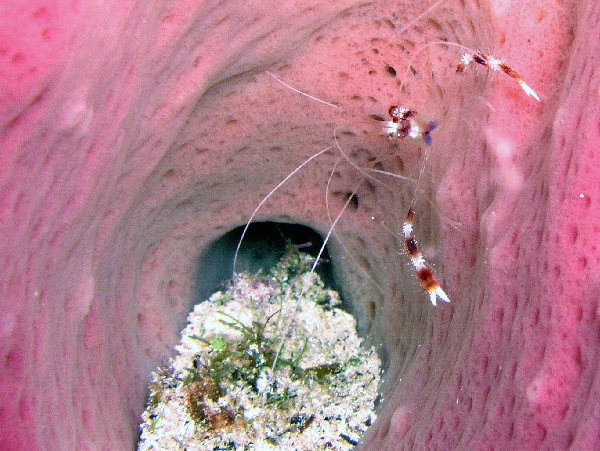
[138,250,380,450]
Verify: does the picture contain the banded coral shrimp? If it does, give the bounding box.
[233,0,545,315]
[229,0,541,383]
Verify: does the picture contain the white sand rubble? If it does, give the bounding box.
[138,250,381,450]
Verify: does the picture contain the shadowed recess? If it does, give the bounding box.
[194,222,338,304]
